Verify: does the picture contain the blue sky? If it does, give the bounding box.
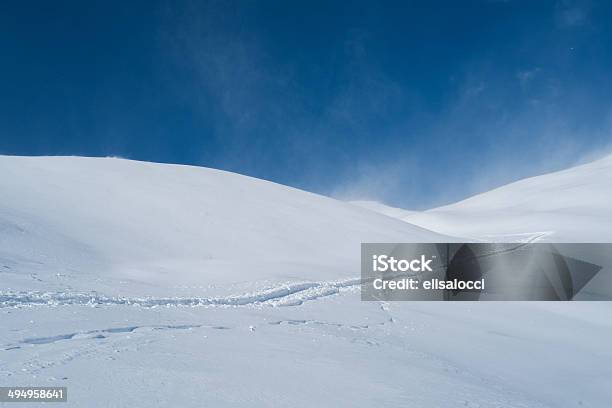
[1,0,611,208]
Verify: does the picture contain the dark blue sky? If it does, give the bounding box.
[1,0,611,208]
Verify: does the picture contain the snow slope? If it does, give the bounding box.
[0,155,450,297]
[1,155,612,408]
[353,154,612,242]
[354,155,612,300]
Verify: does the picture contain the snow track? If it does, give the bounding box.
[0,278,361,309]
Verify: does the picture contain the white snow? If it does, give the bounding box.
[1,155,611,408]
[0,155,451,297]
[353,154,612,243]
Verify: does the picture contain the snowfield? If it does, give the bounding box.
[1,155,611,407]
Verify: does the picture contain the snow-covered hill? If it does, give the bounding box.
[1,155,611,408]
[0,155,450,298]
[354,155,612,301]
[354,154,612,242]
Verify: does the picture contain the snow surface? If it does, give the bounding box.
[1,155,611,407]
[353,154,612,243]
[0,156,452,297]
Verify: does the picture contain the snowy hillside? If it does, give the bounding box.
[353,154,612,242]
[0,155,450,298]
[1,155,611,408]
[354,155,612,300]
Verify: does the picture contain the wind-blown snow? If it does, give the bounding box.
[1,155,611,408]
